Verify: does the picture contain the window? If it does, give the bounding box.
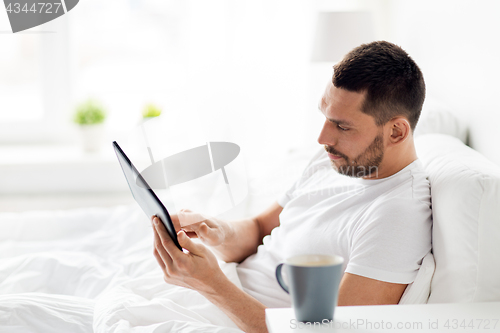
[0,13,71,144]
[0,32,43,122]
[0,0,311,153]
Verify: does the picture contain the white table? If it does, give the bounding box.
[266,302,500,332]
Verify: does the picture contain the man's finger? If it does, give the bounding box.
[152,223,174,267]
[181,221,211,237]
[153,214,182,232]
[154,217,183,260]
[177,230,204,256]
[178,210,208,227]
[170,214,181,232]
[153,247,166,270]
[180,220,202,233]
[183,231,198,238]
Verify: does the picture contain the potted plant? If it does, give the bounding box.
[142,103,162,119]
[74,99,106,153]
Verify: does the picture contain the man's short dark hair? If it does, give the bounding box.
[333,41,425,131]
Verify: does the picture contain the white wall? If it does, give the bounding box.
[0,0,320,214]
[2,0,499,213]
[387,0,500,165]
[312,0,500,164]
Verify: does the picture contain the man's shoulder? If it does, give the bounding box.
[400,159,431,207]
[359,160,432,220]
[375,159,430,202]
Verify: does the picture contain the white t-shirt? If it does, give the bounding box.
[236,147,432,308]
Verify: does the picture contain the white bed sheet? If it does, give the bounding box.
[0,205,243,332]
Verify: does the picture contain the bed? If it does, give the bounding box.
[0,205,246,332]
[2,109,500,332]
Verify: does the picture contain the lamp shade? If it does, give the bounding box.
[311,11,375,62]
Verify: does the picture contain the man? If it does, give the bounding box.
[150,41,431,333]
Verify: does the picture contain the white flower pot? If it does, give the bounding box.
[79,124,105,153]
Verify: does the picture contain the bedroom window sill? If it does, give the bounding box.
[0,144,136,195]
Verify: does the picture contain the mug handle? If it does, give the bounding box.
[275,263,289,294]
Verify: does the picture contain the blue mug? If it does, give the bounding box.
[276,254,344,323]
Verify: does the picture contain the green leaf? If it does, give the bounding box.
[74,100,106,125]
[142,104,162,118]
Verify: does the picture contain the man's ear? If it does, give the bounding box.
[387,117,411,145]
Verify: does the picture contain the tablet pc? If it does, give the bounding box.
[112,141,182,251]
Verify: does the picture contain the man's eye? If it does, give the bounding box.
[337,124,349,131]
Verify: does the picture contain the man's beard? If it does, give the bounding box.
[324,132,384,178]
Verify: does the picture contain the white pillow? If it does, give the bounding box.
[415,134,500,303]
[415,107,468,144]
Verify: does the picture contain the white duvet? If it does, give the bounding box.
[0,205,243,333]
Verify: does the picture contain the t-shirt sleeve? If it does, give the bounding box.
[344,197,432,284]
[277,147,326,208]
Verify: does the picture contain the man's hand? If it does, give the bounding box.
[151,216,226,293]
[176,209,228,247]
[151,215,269,333]
[170,202,283,264]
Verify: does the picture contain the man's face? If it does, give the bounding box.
[317,82,385,178]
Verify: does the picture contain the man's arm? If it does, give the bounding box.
[337,272,408,305]
[177,201,283,263]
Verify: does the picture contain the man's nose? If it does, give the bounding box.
[317,120,336,146]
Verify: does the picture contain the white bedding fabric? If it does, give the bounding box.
[0,205,243,333]
[1,201,437,331]
[398,250,435,304]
